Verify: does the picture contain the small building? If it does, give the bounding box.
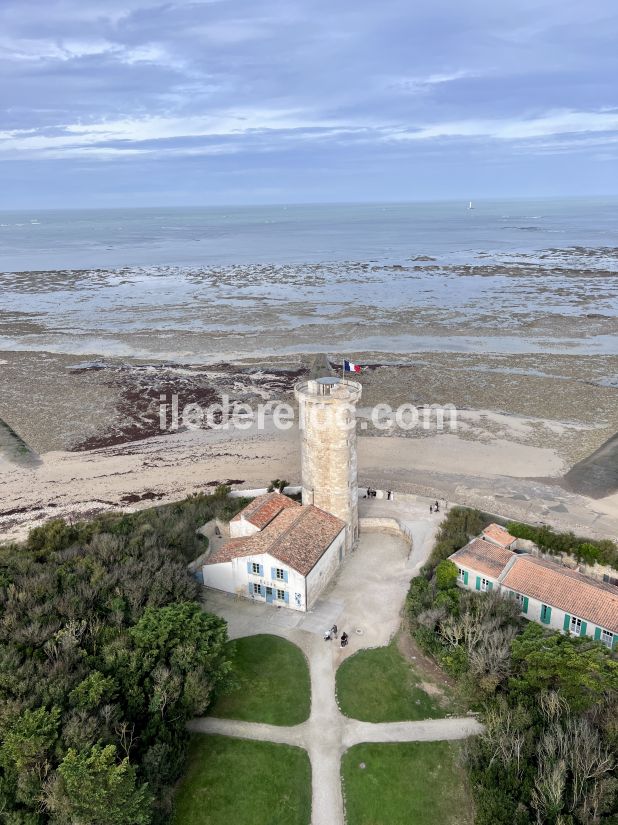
[480,523,517,550]
[202,492,346,611]
[449,537,513,593]
[449,537,618,649]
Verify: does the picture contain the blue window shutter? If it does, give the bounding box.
[271,567,276,580]
[580,621,587,637]
[259,564,264,576]
[563,614,570,631]
[247,583,252,596]
[487,581,493,591]
[475,576,481,591]
[594,627,601,641]
[284,591,289,604]
[463,571,469,585]
[283,569,289,583]
[247,561,252,574]
[522,596,528,614]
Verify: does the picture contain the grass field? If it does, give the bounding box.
[341,741,474,825]
[172,735,311,825]
[210,634,311,725]
[335,640,448,721]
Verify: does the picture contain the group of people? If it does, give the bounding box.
[364,488,394,500]
[324,624,348,647]
[430,500,447,514]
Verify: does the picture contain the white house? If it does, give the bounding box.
[449,523,618,649]
[202,492,346,612]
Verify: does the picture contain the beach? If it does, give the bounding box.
[2,347,618,542]
[1,200,617,541]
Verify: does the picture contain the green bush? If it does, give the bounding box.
[0,491,244,824]
[436,559,459,590]
[507,522,618,570]
[428,506,488,568]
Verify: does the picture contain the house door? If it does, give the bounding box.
[265,586,274,604]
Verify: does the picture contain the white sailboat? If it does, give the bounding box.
[468,201,474,209]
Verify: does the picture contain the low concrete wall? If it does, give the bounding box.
[229,485,302,499]
[523,543,617,584]
[359,516,413,549]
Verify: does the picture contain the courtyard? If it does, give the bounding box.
[181,496,481,825]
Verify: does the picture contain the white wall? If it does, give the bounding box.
[237,552,307,611]
[305,529,345,608]
[455,565,498,592]
[202,561,235,593]
[229,516,259,538]
[456,566,616,647]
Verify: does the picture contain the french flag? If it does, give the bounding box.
[344,359,362,373]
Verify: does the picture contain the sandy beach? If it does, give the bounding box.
[2,348,617,542]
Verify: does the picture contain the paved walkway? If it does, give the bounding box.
[193,496,482,825]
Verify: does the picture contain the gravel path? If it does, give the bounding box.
[189,633,481,825]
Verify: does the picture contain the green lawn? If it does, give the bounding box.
[210,634,311,725]
[336,640,447,721]
[341,742,474,825]
[172,735,311,825]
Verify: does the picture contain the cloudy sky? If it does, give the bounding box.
[1,0,617,207]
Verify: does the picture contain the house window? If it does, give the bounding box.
[480,577,490,592]
[570,616,582,636]
[540,604,552,624]
[253,583,262,595]
[457,567,465,581]
[275,568,285,580]
[276,589,285,600]
[513,592,523,604]
[252,562,260,575]
[601,629,614,648]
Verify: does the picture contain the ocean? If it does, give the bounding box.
[0,198,617,361]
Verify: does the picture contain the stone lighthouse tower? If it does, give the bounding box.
[294,376,362,554]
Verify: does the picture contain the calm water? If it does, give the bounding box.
[0,199,617,360]
[1,198,617,271]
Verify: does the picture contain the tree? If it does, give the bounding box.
[1,707,60,773]
[69,672,117,711]
[510,623,618,712]
[435,560,458,590]
[45,744,152,825]
[129,601,230,717]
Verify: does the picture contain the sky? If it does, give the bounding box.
[1,0,617,207]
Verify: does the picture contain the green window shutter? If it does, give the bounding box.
[475,575,481,591]
[487,581,493,591]
[463,571,469,585]
[563,614,571,631]
[613,636,618,651]
[541,605,552,624]
[580,621,587,637]
[594,627,601,641]
[522,596,528,614]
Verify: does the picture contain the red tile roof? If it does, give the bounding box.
[230,492,300,530]
[449,538,515,579]
[501,555,618,634]
[482,523,516,548]
[207,504,345,576]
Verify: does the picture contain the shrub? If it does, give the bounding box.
[435,559,459,590]
[0,491,241,824]
[507,522,618,570]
